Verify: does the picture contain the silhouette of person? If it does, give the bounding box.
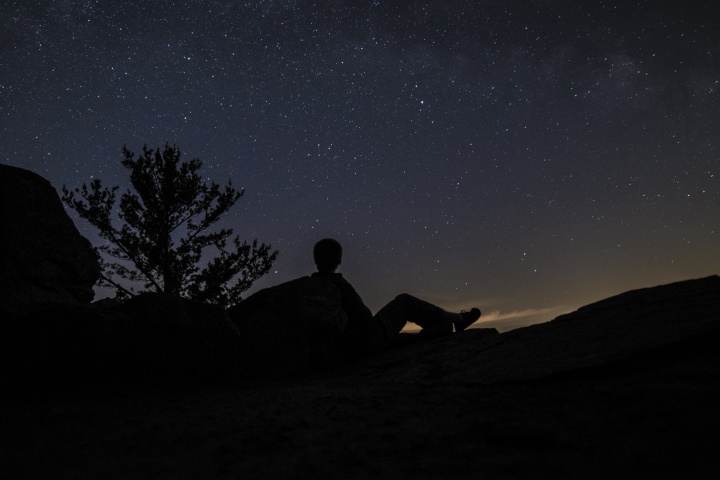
[310,238,481,354]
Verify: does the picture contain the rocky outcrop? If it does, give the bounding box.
[4,278,347,388]
[117,293,244,381]
[0,166,352,385]
[3,294,245,388]
[0,164,99,315]
[4,277,719,480]
[356,275,720,385]
[228,276,348,376]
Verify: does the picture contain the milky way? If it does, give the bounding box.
[2,1,718,330]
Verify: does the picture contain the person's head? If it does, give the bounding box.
[313,238,342,273]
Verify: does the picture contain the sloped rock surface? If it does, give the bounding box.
[349,275,720,386]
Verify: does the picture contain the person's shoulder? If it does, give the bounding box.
[312,272,346,282]
[312,272,357,288]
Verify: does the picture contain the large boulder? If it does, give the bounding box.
[0,165,100,315]
[228,276,348,376]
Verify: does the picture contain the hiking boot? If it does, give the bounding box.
[454,308,481,332]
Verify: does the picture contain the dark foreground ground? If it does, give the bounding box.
[2,277,719,479]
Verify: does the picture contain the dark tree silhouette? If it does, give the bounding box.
[62,144,278,307]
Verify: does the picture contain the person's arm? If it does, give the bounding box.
[333,276,373,319]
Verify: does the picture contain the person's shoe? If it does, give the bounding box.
[453,308,481,332]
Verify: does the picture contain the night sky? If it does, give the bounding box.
[2,1,718,331]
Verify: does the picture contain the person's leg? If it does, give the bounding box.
[374,293,457,336]
[372,294,411,342]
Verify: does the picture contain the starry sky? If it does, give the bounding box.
[2,1,718,331]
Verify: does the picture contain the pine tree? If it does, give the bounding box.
[62,144,278,307]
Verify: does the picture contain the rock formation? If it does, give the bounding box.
[355,275,720,386]
[228,276,349,376]
[0,164,99,315]
[3,276,719,479]
[0,166,355,385]
[117,293,244,381]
